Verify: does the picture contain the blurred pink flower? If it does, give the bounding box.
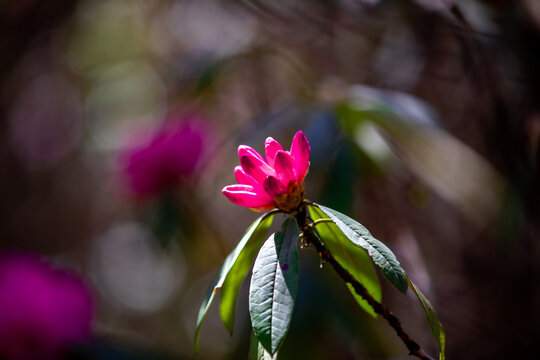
[119,114,210,197]
[0,252,93,360]
[222,131,310,212]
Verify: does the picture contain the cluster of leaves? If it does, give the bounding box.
[195,203,445,359]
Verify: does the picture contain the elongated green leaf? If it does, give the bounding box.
[194,213,275,352]
[308,205,381,317]
[249,333,277,360]
[249,218,300,355]
[220,213,276,334]
[317,204,408,293]
[257,341,278,360]
[408,278,446,360]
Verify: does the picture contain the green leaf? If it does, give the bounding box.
[408,278,446,360]
[316,204,408,293]
[248,333,278,360]
[249,218,300,355]
[220,213,277,334]
[308,205,381,318]
[249,333,277,360]
[258,342,278,360]
[254,341,278,360]
[194,212,275,352]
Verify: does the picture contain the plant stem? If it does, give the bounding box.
[294,205,436,360]
[311,218,334,226]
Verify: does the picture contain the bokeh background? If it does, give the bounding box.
[1,0,539,359]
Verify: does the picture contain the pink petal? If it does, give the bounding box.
[240,154,276,184]
[222,185,274,211]
[234,166,259,187]
[222,184,258,192]
[263,176,287,197]
[238,145,264,162]
[264,137,283,168]
[290,131,310,183]
[274,150,297,185]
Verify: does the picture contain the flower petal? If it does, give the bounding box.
[274,150,296,185]
[240,154,276,184]
[222,185,274,211]
[222,184,257,192]
[238,145,264,162]
[290,131,310,183]
[263,175,287,197]
[234,166,259,187]
[264,137,283,168]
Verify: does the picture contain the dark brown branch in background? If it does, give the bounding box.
[294,206,436,360]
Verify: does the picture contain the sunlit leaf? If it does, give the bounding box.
[408,278,446,360]
[257,341,278,360]
[249,218,300,355]
[220,213,276,334]
[249,333,277,360]
[194,212,275,352]
[316,204,408,293]
[308,205,381,317]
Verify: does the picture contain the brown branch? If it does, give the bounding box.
[294,206,436,360]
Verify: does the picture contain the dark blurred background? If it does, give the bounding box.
[1,0,539,359]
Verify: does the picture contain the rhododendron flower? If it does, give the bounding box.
[0,252,93,360]
[222,131,310,212]
[119,113,210,197]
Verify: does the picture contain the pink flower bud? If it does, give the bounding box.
[222,131,310,212]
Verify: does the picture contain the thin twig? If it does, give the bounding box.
[294,206,436,360]
[311,218,334,226]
